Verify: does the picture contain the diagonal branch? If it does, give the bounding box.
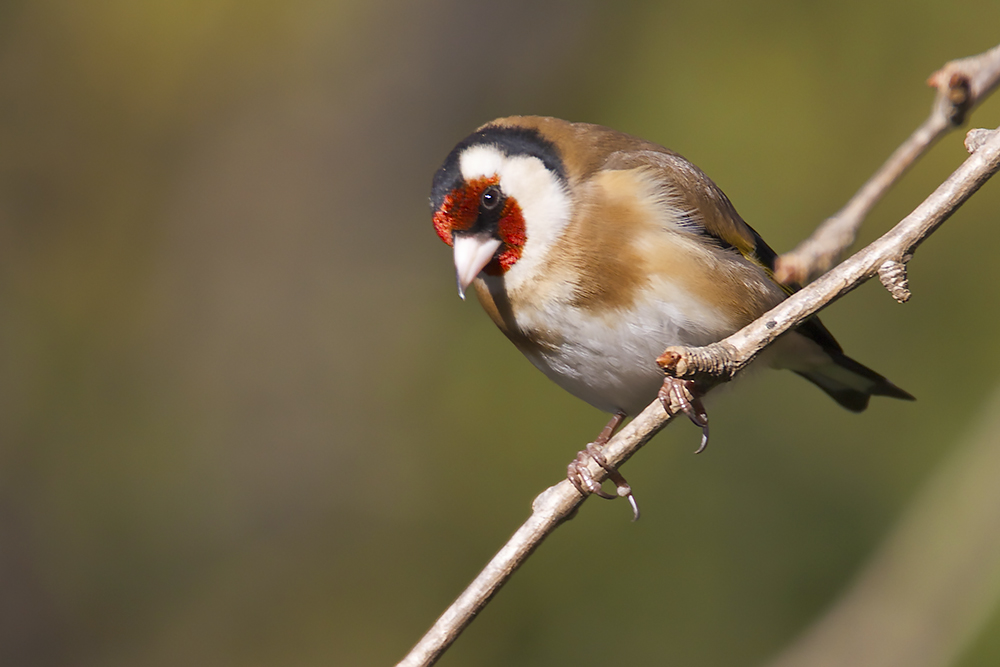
[398,125,1000,667]
[397,46,1000,667]
[774,42,1000,286]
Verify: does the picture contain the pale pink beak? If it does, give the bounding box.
[453,235,502,300]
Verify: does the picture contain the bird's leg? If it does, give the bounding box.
[659,377,710,453]
[567,411,641,520]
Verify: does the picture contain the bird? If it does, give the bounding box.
[430,116,913,517]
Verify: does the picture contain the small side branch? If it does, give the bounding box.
[877,260,911,304]
[774,43,1000,286]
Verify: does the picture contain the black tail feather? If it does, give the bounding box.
[795,352,915,413]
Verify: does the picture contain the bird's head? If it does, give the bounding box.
[430,120,570,298]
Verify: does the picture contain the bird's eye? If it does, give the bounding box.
[480,185,503,211]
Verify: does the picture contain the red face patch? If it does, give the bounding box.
[432,176,526,274]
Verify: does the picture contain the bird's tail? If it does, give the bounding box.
[794,351,915,413]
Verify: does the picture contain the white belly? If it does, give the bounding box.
[513,284,734,416]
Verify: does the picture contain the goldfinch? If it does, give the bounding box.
[430,116,913,511]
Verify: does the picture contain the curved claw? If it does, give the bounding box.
[625,491,640,522]
[693,423,710,454]
[587,443,640,519]
[659,377,711,453]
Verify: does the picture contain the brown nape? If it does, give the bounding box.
[482,116,661,185]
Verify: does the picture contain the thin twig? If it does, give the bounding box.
[774,42,1000,286]
[398,126,1000,667]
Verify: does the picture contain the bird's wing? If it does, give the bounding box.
[602,147,847,354]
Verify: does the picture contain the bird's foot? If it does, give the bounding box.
[566,412,640,520]
[659,377,710,453]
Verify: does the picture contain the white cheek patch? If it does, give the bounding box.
[459,145,571,291]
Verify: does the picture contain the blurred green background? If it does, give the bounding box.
[2,1,1000,665]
